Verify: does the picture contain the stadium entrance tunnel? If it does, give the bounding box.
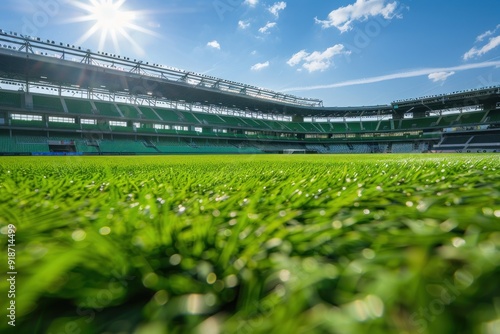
[48,140,76,153]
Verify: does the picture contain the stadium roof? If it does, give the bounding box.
[0,31,323,109]
[1,30,499,118]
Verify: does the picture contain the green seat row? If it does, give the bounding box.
[93,102,122,117]
[33,94,65,112]
[65,99,94,115]
[118,104,141,119]
[0,90,23,108]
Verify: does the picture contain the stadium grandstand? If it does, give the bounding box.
[1,30,499,156]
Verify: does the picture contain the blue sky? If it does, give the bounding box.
[1,0,500,107]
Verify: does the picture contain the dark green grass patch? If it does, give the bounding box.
[0,154,499,334]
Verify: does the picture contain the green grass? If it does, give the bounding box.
[1,154,499,334]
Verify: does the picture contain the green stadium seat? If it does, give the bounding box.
[154,108,181,122]
[195,112,225,125]
[400,116,439,129]
[156,128,179,135]
[438,114,459,127]
[48,122,81,130]
[276,121,294,131]
[292,122,313,132]
[98,140,157,153]
[314,123,332,132]
[0,135,50,153]
[346,122,361,132]
[82,123,108,131]
[379,120,392,131]
[33,94,65,113]
[110,126,135,133]
[361,121,378,131]
[11,119,46,128]
[219,116,244,127]
[138,107,161,121]
[459,111,487,125]
[75,141,99,153]
[240,118,261,128]
[65,98,94,115]
[0,90,23,108]
[117,104,141,119]
[176,111,201,124]
[135,127,158,134]
[485,109,500,122]
[93,102,122,117]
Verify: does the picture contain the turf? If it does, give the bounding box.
[0,154,499,334]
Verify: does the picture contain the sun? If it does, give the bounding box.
[90,0,135,33]
[68,0,157,56]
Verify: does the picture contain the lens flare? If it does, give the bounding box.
[67,0,157,55]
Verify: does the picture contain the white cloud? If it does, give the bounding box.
[464,25,500,60]
[251,61,270,71]
[244,0,259,7]
[428,71,455,83]
[259,22,277,34]
[315,0,400,33]
[207,40,221,50]
[269,2,287,18]
[476,24,500,42]
[282,60,500,92]
[287,50,309,67]
[238,20,250,29]
[287,45,350,73]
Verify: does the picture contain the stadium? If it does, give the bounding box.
[1,31,499,155]
[1,25,500,334]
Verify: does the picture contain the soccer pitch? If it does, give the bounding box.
[1,154,499,334]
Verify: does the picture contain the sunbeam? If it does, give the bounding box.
[67,0,158,56]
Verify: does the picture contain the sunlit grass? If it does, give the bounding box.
[1,154,499,334]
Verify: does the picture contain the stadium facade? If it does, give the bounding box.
[0,30,499,156]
